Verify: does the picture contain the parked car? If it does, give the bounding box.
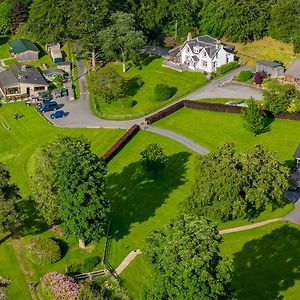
[53,88,68,98]
[25,97,44,106]
[50,110,67,119]
[40,93,53,101]
[39,101,59,112]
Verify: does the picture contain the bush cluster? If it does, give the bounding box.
[102,124,140,162]
[236,71,253,82]
[26,237,61,265]
[216,61,239,75]
[153,84,175,101]
[68,256,101,274]
[41,272,81,300]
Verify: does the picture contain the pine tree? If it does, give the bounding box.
[10,1,28,34]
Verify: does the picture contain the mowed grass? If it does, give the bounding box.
[221,222,300,300]
[156,107,300,162]
[93,57,207,116]
[229,36,300,67]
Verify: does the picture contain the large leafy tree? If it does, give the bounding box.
[0,0,12,35]
[99,12,145,72]
[24,0,68,44]
[68,0,111,68]
[32,137,109,247]
[144,214,233,299]
[269,0,300,53]
[263,79,300,113]
[183,143,289,221]
[0,162,23,234]
[10,1,29,34]
[200,0,273,42]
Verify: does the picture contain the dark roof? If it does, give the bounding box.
[294,144,300,159]
[169,47,181,57]
[191,55,199,62]
[9,39,39,54]
[0,64,47,88]
[285,59,300,79]
[256,60,283,68]
[43,68,65,75]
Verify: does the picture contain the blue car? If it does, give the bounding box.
[41,93,53,101]
[50,110,66,119]
[39,101,59,112]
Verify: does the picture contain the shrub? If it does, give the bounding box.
[254,71,268,84]
[236,70,253,82]
[153,84,175,101]
[0,276,10,300]
[141,144,168,174]
[41,272,81,300]
[26,237,61,265]
[216,61,239,75]
[287,99,300,113]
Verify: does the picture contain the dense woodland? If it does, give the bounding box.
[0,0,300,53]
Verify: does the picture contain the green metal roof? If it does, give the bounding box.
[9,39,39,54]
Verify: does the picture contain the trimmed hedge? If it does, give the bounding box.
[26,237,61,265]
[145,101,185,124]
[102,124,140,162]
[216,61,239,75]
[276,112,300,120]
[236,70,253,82]
[184,101,245,114]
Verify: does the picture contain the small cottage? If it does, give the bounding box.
[256,60,285,77]
[9,39,39,62]
[285,59,300,88]
[46,43,63,64]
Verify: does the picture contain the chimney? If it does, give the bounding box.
[187,33,192,41]
[21,65,27,71]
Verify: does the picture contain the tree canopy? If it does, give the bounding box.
[182,143,289,221]
[144,214,233,299]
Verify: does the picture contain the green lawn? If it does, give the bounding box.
[221,222,300,300]
[91,57,207,118]
[0,36,11,59]
[156,107,300,163]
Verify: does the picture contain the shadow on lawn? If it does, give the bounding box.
[107,151,191,241]
[232,225,300,300]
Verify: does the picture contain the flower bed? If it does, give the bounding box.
[41,272,81,300]
[26,237,61,265]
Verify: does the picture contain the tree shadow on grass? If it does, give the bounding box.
[106,152,191,241]
[0,36,9,47]
[232,225,300,300]
[124,76,143,97]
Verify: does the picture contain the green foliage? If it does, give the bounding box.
[26,237,61,265]
[10,1,29,34]
[144,214,233,299]
[200,0,273,42]
[216,61,239,75]
[0,162,23,233]
[0,1,12,35]
[269,0,300,53]
[68,256,101,274]
[53,74,64,88]
[287,99,300,113]
[183,143,289,221]
[153,83,175,101]
[99,12,145,72]
[263,80,300,113]
[236,70,253,82]
[243,99,268,135]
[88,66,126,103]
[140,144,168,173]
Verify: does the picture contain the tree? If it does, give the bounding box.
[32,136,109,247]
[10,1,29,34]
[263,79,300,113]
[144,214,233,299]
[87,66,126,103]
[99,12,145,72]
[24,0,68,44]
[0,162,23,234]
[0,0,12,35]
[140,144,168,174]
[53,74,64,88]
[182,143,289,221]
[243,98,268,135]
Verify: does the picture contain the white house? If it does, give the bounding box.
[168,34,235,73]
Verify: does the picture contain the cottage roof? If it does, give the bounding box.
[9,39,39,54]
[257,60,283,68]
[285,59,300,79]
[0,64,47,88]
[294,144,300,159]
[191,55,199,62]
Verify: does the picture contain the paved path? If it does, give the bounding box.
[113,249,142,276]
[145,126,210,155]
[285,191,300,224]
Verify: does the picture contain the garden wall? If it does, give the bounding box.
[102,124,140,162]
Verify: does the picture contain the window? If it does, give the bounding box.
[193,47,200,54]
[201,60,208,67]
[213,61,217,69]
[34,86,46,91]
[203,52,207,57]
[226,55,229,63]
[6,87,20,94]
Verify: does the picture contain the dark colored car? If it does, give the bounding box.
[39,101,59,112]
[50,110,67,119]
[41,93,53,101]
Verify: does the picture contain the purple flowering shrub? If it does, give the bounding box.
[26,237,61,265]
[41,272,81,300]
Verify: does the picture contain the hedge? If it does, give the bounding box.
[216,61,239,75]
[145,101,185,124]
[184,101,244,114]
[102,124,140,162]
[236,70,253,82]
[26,237,61,265]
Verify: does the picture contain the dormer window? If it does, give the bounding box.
[203,51,207,57]
[193,46,200,54]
